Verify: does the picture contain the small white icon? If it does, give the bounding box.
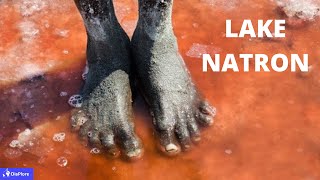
[2,168,10,178]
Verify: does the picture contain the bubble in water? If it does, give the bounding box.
[192,23,199,28]
[3,148,22,159]
[9,140,21,148]
[63,50,69,54]
[54,29,69,38]
[68,95,83,108]
[21,129,32,136]
[60,91,68,97]
[52,133,66,142]
[225,149,233,155]
[56,157,68,167]
[38,157,46,164]
[90,148,101,154]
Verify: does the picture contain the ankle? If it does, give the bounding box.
[138,0,174,27]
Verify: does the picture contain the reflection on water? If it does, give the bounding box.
[0,0,320,179]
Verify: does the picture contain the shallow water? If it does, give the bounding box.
[0,0,320,179]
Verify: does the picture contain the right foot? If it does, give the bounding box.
[131,0,216,155]
[71,0,142,160]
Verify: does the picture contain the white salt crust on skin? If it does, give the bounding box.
[68,95,83,108]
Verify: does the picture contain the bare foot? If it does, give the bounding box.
[71,0,142,160]
[131,0,216,155]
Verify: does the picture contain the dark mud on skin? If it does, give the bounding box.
[131,0,216,154]
[72,0,142,159]
[2,0,320,179]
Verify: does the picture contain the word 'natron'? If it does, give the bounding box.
[203,54,308,72]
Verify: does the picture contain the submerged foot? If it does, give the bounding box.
[132,0,216,155]
[71,0,142,160]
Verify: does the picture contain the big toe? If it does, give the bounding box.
[158,129,181,155]
[117,128,143,160]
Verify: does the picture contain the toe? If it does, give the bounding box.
[123,136,143,160]
[158,129,180,155]
[187,118,201,142]
[79,121,91,140]
[70,109,88,131]
[196,111,214,126]
[175,123,192,151]
[100,132,120,157]
[196,101,216,126]
[199,101,216,117]
[116,126,143,160]
[88,130,101,147]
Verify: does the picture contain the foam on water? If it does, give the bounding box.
[9,140,21,148]
[52,132,66,142]
[14,0,47,17]
[277,0,320,20]
[18,20,40,42]
[54,29,69,38]
[3,148,23,159]
[201,0,239,10]
[224,149,233,155]
[60,92,68,97]
[56,157,68,167]
[90,148,101,154]
[186,43,222,58]
[8,126,55,157]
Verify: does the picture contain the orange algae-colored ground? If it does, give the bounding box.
[0,0,320,179]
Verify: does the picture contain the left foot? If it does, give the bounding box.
[71,0,142,160]
[131,0,216,155]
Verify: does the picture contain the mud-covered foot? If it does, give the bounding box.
[131,0,216,155]
[71,0,142,160]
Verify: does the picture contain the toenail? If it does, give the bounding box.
[208,118,214,125]
[165,143,178,153]
[184,145,191,149]
[127,149,141,158]
[108,148,119,156]
[193,136,201,142]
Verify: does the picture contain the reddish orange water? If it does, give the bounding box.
[1,0,320,179]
